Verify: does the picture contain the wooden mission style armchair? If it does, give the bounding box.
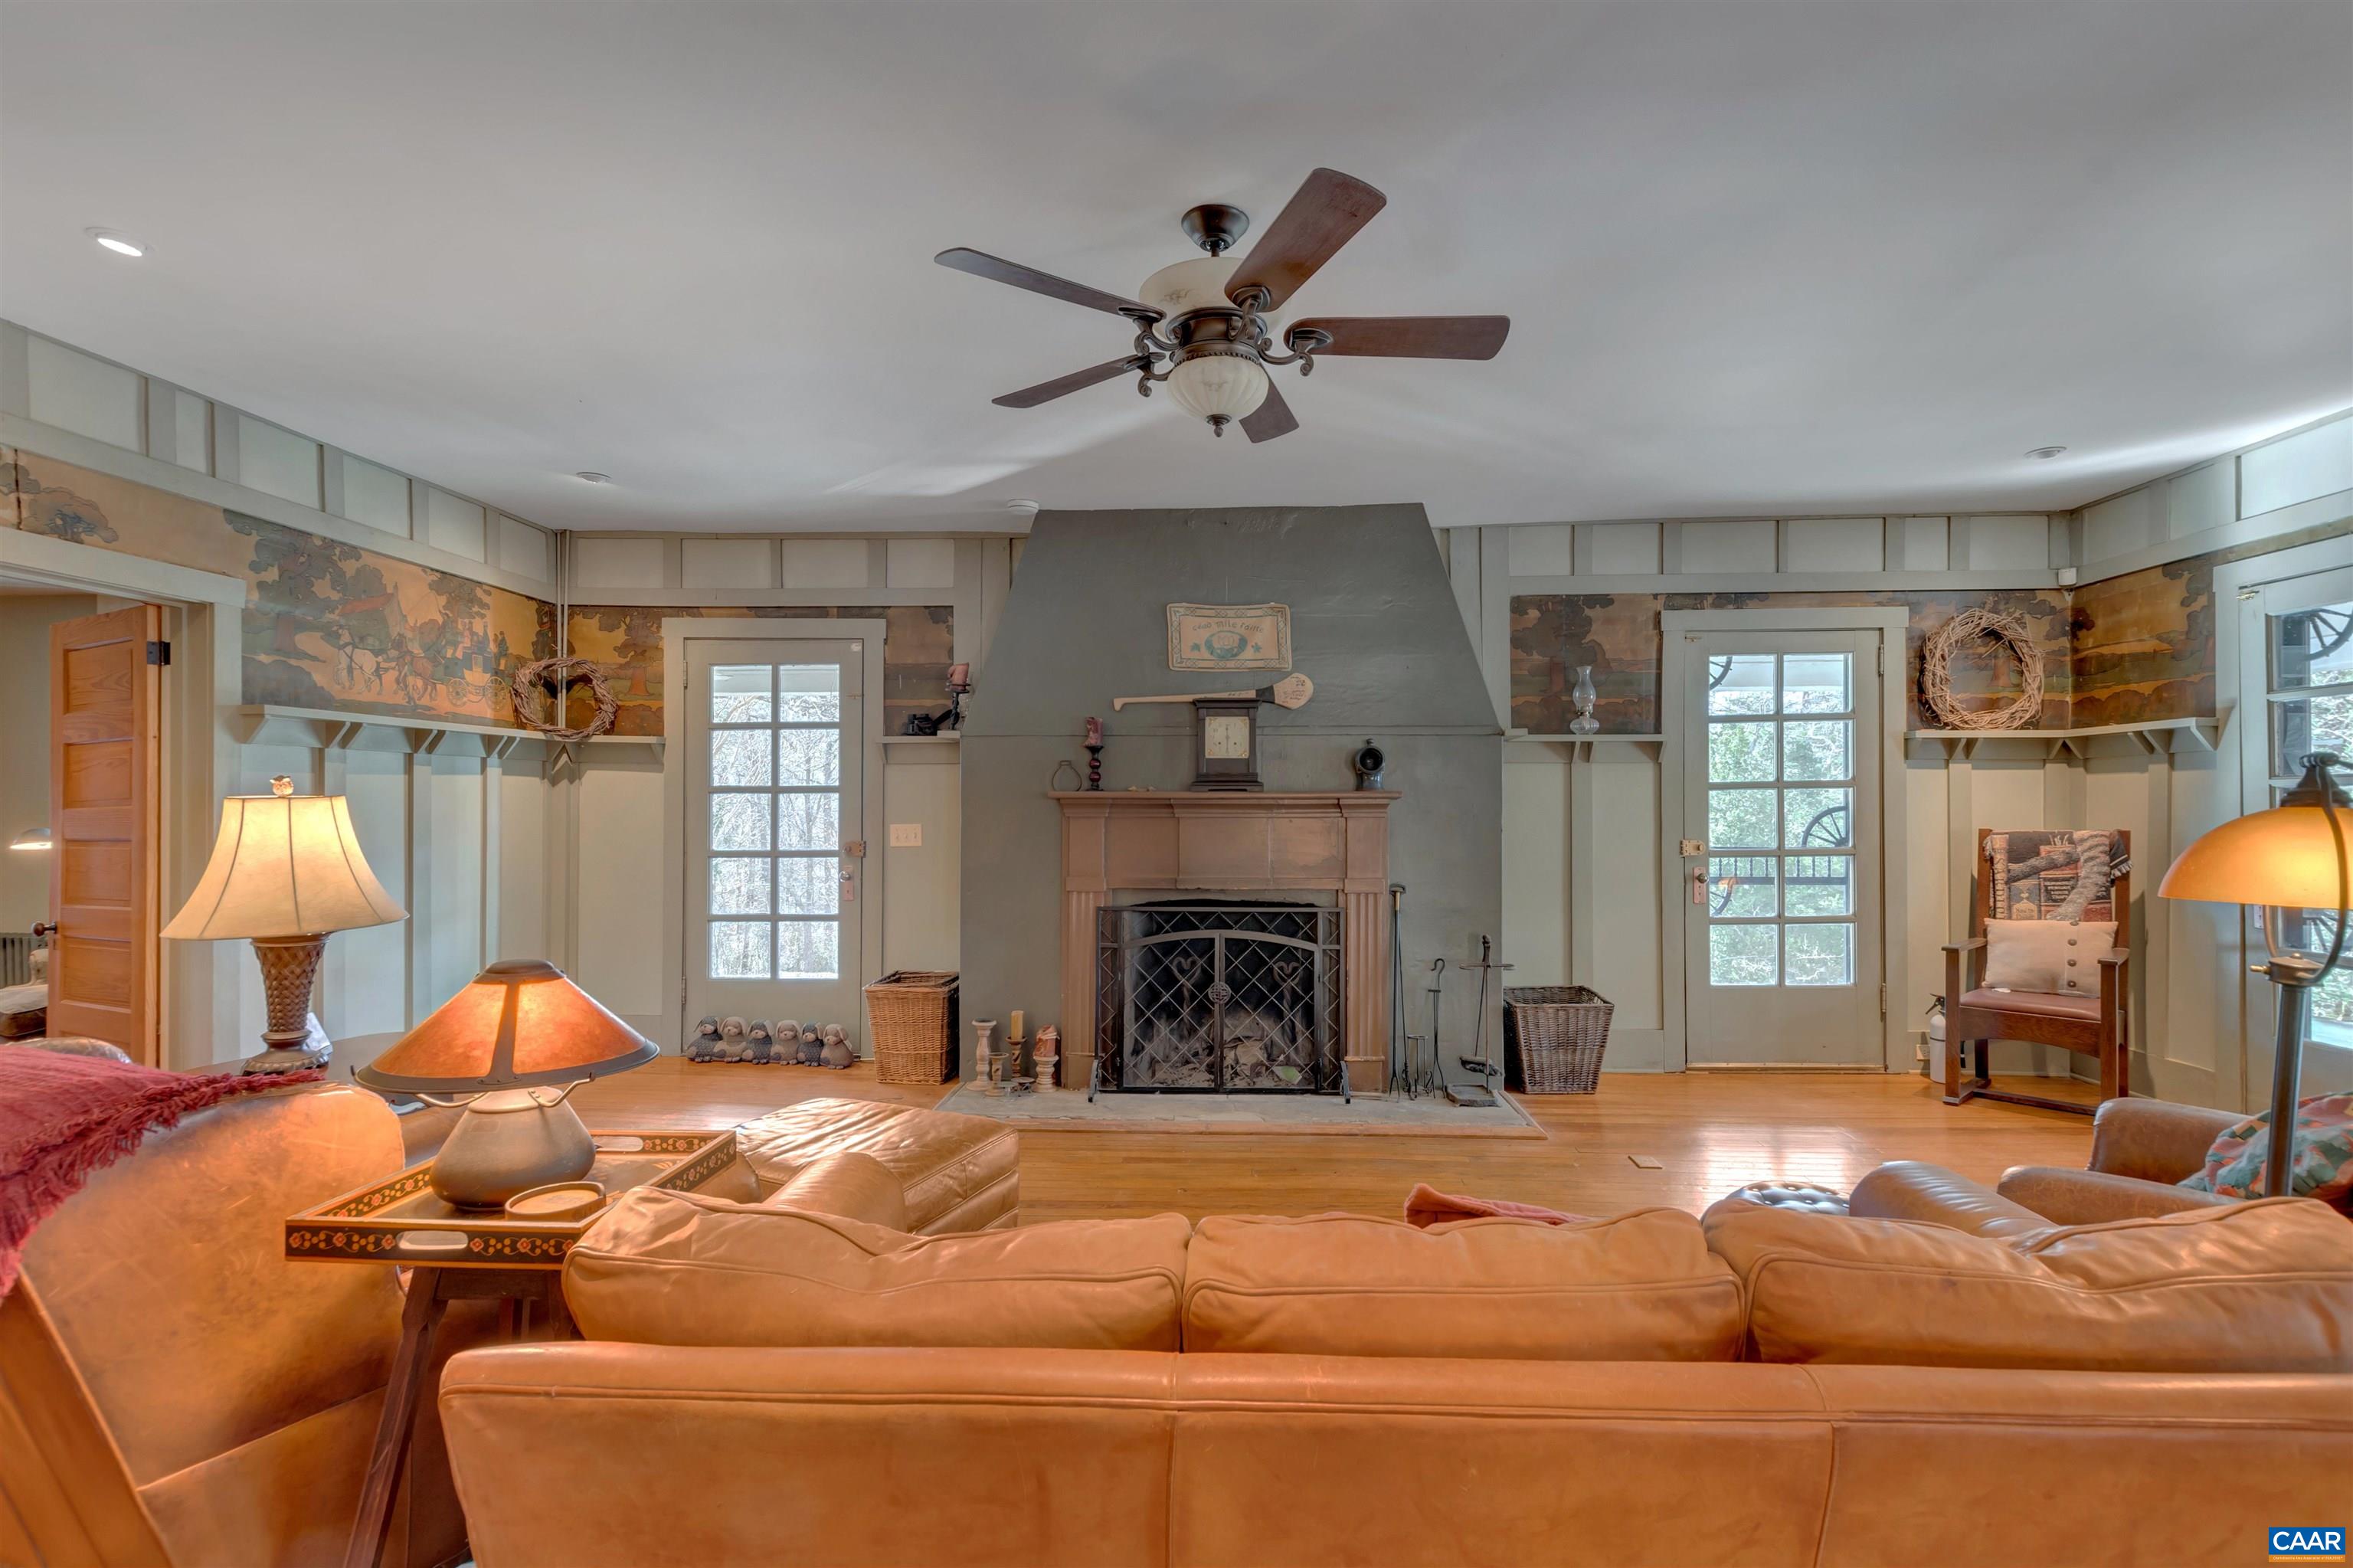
[1943,828,2130,1115]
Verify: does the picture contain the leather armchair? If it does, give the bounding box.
[1997,1097,2240,1225]
[0,1081,473,1568]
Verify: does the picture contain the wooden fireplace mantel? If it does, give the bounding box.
[1052,791,1396,1093]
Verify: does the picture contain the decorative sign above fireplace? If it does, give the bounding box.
[1167,603,1291,672]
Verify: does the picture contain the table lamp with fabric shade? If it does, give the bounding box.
[162,777,405,1073]
[356,958,658,1207]
[2159,751,2350,1196]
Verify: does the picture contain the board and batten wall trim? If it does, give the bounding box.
[3,321,561,597]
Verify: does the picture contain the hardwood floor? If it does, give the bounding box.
[573,1058,2099,1221]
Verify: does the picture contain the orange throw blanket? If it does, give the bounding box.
[0,1047,317,1295]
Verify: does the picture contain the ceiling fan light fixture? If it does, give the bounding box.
[1166,355,1268,433]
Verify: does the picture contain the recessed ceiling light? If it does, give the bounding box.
[2026,446,2068,460]
[574,470,612,485]
[85,227,146,257]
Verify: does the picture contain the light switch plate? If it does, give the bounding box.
[889,823,923,848]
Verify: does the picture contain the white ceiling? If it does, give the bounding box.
[4,2,2348,535]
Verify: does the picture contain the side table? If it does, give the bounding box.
[286,1128,738,1568]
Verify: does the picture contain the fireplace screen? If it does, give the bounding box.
[1095,902,1343,1092]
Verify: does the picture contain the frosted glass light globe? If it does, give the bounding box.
[1167,355,1270,429]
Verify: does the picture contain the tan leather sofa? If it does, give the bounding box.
[1,1082,472,1568]
[1997,1095,2243,1223]
[439,1153,2353,1568]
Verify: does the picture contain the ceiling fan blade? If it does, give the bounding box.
[1223,169,1386,311]
[992,355,1148,409]
[935,248,1160,319]
[1241,379,1299,443]
[1288,316,1510,360]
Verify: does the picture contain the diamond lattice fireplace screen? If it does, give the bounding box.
[1095,902,1343,1092]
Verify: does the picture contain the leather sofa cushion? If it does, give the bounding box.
[1706,1196,2353,1371]
[565,1188,1189,1350]
[1183,1209,1744,1360]
[762,1151,909,1230]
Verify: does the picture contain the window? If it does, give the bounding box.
[704,662,844,980]
[2266,595,2353,1046]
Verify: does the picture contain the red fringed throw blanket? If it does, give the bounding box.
[0,1048,318,1296]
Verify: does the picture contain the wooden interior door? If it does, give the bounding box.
[47,605,162,1064]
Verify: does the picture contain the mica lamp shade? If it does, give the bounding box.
[356,959,658,1094]
[2158,802,2353,911]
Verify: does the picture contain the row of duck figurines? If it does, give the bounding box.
[686,1015,853,1067]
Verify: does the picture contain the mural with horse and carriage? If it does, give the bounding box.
[7,449,550,723]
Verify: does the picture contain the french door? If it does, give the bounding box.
[2247,565,2352,1057]
[1680,630,1883,1066]
[683,639,866,1046]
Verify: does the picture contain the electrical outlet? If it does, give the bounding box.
[889,823,923,848]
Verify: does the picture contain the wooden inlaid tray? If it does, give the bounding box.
[286,1128,736,1268]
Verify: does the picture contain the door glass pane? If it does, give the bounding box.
[711,729,771,787]
[774,856,839,915]
[2274,693,2351,777]
[710,794,771,852]
[1710,925,1778,986]
[777,920,839,980]
[1785,923,1854,985]
[777,664,843,722]
[2273,602,2353,690]
[711,665,774,723]
[777,728,840,786]
[1784,855,1854,916]
[1709,856,1777,917]
[1782,720,1851,782]
[1708,722,1777,782]
[1707,655,1775,715]
[1709,789,1777,849]
[709,857,771,915]
[1782,653,1851,714]
[1783,788,1851,849]
[776,792,840,851]
[710,921,771,979]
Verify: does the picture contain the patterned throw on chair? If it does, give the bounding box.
[1987,829,2130,923]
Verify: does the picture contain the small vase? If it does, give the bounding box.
[1568,665,1600,735]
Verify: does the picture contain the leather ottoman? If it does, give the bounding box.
[735,1097,1019,1233]
[1713,1179,1851,1216]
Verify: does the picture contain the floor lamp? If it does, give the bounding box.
[2158,751,2349,1196]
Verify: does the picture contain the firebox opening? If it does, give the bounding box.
[1095,899,1343,1093]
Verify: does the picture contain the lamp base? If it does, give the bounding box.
[243,933,331,1074]
[429,1088,597,1208]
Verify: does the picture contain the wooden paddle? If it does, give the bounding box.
[1111,673,1314,712]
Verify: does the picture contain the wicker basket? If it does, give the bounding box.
[1504,985,1614,1094]
[863,970,960,1084]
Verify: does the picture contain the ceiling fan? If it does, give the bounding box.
[935,168,1510,441]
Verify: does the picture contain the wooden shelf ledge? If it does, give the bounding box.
[1904,717,2217,761]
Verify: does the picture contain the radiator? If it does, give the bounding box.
[0,933,38,989]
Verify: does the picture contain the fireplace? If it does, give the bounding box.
[1095,902,1343,1092]
[1053,791,1395,1095]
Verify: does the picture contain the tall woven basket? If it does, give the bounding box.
[864,970,960,1084]
[1504,985,1614,1094]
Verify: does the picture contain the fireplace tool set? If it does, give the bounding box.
[1386,884,1510,1105]
[1448,936,1512,1108]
